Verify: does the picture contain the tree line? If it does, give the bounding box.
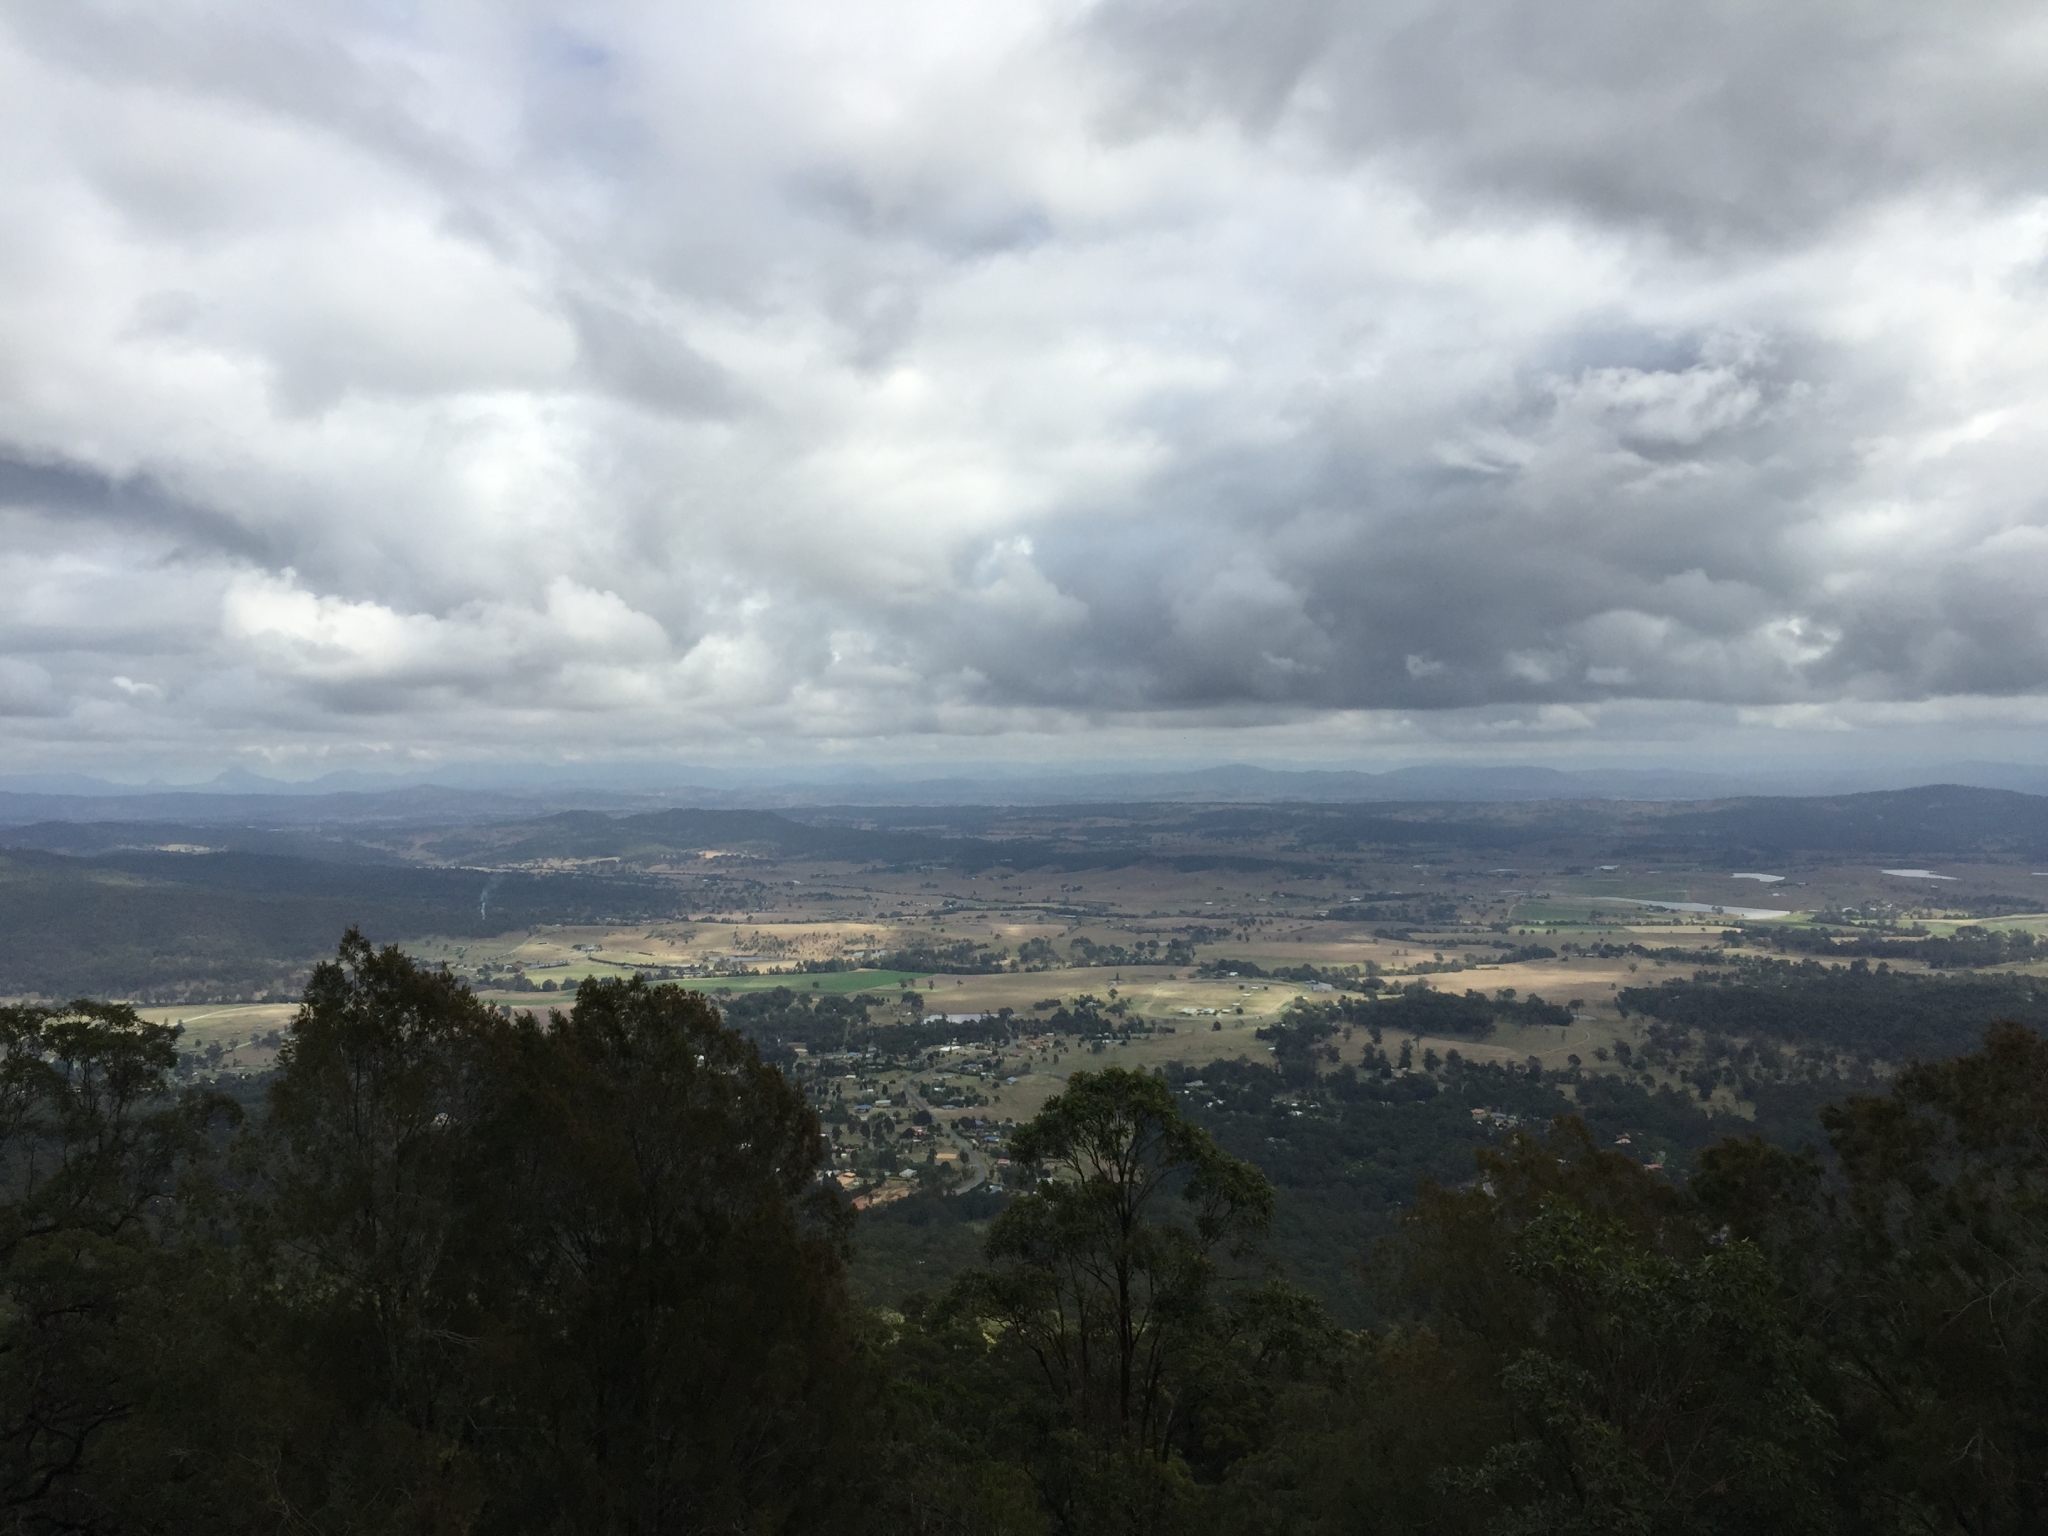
[1618,959,2048,1059]
[5,929,2047,1532]
[1743,921,2039,968]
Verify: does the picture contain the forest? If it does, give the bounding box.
[5,930,2046,1535]
[1618,961,2048,1059]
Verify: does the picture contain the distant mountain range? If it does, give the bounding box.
[9,759,2048,825]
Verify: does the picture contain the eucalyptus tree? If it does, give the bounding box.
[943,1067,1274,1534]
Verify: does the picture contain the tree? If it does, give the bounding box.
[249,936,870,1535]
[251,926,512,1528]
[1370,1118,1832,1536]
[1700,1021,2048,1534]
[473,975,865,1533]
[0,1000,234,1530]
[942,1068,1274,1534]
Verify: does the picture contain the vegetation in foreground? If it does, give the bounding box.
[3,930,2047,1533]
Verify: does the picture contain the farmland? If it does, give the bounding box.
[20,782,2048,1314]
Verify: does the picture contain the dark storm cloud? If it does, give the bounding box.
[0,1,2045,772]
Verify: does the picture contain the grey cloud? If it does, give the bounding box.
[7,2,497,215]
[926,322,2041,714]
[792,162,1057,260]
[0,2,2045,771]
[567,295,742,416]
[1091,0,2048,247]
[0,458,277,565]
[0,661,63,718]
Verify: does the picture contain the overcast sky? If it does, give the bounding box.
[5,1,2048,779]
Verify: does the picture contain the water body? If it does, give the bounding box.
[1730,872,1784,883]
[1882,869,1956,881]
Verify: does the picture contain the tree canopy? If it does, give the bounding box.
[10,932,2048,1534]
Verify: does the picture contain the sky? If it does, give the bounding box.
[5,1,2048,781]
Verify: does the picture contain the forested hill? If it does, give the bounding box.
[419,805,1314,874]
[0,848,674,1000]
[1625,783,2048,862]
[414,782,2048,867]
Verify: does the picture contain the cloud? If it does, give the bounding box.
[1090,0,2048,248]
[220,570,673,708]
[0,1,2045,772]
[0,660,62,718]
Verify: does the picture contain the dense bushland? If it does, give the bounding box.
[7,931,2048,1533]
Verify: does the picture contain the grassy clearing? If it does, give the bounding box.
[136,1001,297,1039]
